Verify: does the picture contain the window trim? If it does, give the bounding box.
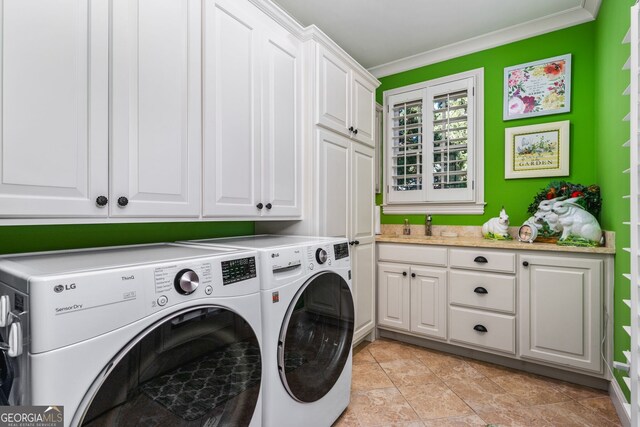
[382,68,485,215]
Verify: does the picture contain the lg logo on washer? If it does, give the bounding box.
[53,283,76,293]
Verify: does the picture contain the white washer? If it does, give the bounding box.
[0,243,264,427]
[179,235,354,427]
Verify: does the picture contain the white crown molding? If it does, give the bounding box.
[248,0,380,86]
[247,0,305,38]
[368,5,599,79]
[583,0,603,17]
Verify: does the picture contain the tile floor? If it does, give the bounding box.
[333,338,622,427]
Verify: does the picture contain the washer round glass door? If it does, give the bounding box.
[278,271,354,403]
[80,306,261,427]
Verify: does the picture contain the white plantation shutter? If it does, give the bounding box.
[425,78,474,202]
[384,72,481,211]
[387,89,426,203]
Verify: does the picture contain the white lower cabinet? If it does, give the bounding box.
[377,243,612,377]
[519,254,603,373]
[377,262,447,340]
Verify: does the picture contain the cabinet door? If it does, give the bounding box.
[316,46,350,136]
[519,255,602,372]
[410,267,447,339]
[317,129,350,238]
[353,240,375,342]
[377,262,410,331]
[261,24,301,218]
[0,0,108,217]
[111,0,201,217]
[351,73,376,147]
[203,0,262,217]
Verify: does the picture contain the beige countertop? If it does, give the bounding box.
[376,225,615,255]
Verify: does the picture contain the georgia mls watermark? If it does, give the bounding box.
[0,406,63,427]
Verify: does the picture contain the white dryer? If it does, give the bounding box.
[0,243,264,427]
[179,235,354,427]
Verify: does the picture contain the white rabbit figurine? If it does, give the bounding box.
[482,207,510,239]
[532,196,566,230]
[551,197,602,243]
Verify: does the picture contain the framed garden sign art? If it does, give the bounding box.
[505,120,570,179]
[503,54,571,120]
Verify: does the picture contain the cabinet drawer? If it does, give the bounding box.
[449,271,516,314]
[449,307,515,354]
[449,248,515,273]
[378,244,447,266]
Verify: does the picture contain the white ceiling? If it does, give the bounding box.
[273,0,601,77]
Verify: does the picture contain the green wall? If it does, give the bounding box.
[595,0,633,399]
[377,2,634,400]
[0,221,255,255]
[376,23,598,227]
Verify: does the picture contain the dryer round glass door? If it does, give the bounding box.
[79,306,261,426]
[278,271,354,403]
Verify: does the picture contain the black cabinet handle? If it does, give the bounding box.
[523,261,529,267]
[96,196,108,207]
[348,126,354,132]
[265,203,272,210]
[256,203,264,210]
[117,196,128,207]
[353,129,358,135]
[354,240,360,245]
[402,272,407,276]
[411,273,416,278]
[349,241,354,246]
[473,287,488,294]
[473,324,488,333]
[474,256,488,264]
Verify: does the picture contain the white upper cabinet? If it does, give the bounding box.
[316,45,376,147]
[203,0,301,218]
[111,0,201,217]
[261,22,302,218]
[0,0,109,217]
[203,0,262,218]
[317,47,350,135]
[351,73,376,147]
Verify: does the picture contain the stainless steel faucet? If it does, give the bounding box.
[403,219,411,235]
[425,214,432,236]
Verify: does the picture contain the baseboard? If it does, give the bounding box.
[609,379,631,427]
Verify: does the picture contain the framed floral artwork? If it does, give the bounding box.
[505,120,570,179]
[503,54,571,120]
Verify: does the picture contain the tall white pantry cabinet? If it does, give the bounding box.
[261,37,380,343]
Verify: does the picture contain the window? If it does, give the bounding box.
[384,69,484,214]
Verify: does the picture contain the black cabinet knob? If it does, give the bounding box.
[96,196,108,207]
[411,273,416,278]
[256,203,264,210]
[117,196,129,207]
[523,261,529,267]
[353,129,358,135]
[473,324,488,333]
[348,241,354,246]
[265,203,272,210]
[402,272,407,276]
[473,287,488,294]
[474,256,488,264]
[354,240,360,245]
[348,126,354,132]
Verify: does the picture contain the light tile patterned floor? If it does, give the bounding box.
[333,338,622,427]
